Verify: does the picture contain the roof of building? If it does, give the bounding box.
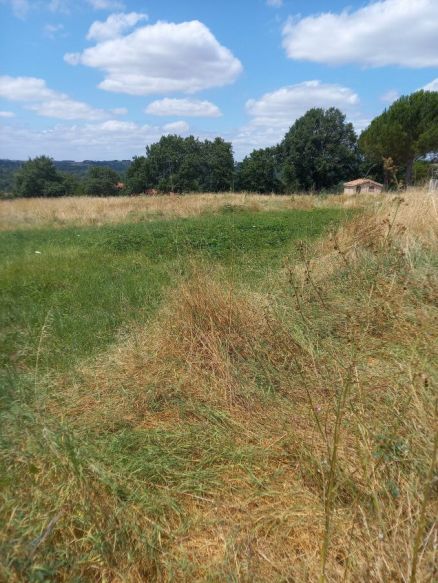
[344,178,383,187]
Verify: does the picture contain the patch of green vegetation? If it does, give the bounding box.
[0,208,346,371]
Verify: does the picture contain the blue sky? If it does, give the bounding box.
[0,0,437,160]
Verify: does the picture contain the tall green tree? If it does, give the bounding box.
[236,147,283,193]
[281,108,360,192]
[83,166,120,196]
[359,90,438,186]
[127,135,235,193]
[125,156,154,194]
[14,156,66,197]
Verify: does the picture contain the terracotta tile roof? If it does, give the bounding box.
[344,178,383,187]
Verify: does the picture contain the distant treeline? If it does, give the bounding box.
[2,90,437,197]
[0,159,131,194]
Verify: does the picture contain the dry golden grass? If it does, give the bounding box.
[2,192,437,581]
[0,191,387,231]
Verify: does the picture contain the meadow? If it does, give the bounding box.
[0,192,436,582]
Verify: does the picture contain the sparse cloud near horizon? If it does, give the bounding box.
[0,118,191,160]
[424,78,438,92]
[380,89,400,104]
[0,76,107,120]
[282,0,438,68]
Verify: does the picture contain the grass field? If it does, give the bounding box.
[0,193,437,582]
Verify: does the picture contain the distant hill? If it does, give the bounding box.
[0,159,132,192]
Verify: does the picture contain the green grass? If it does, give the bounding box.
[4,202,434,582]
[0,208,346,371]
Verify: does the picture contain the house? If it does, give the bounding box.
[343,178,383,194]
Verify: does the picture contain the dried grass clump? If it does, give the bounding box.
[292,194,438,284]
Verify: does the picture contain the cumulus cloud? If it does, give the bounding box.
[0,111,15,118]
[233,80,363,159]
[246,81,359,127]
[87,12,147,41]
[423,78,438,92]
[145,98,221,118]
[0,75,106,120]
[266,0,283,7]
[65,20,243,95]
[283,0,438,68]
[0,118,190,160]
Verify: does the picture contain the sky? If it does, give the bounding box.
[0,0,437,161]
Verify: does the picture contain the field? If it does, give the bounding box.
[0,192,437,582]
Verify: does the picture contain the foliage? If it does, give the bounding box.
[14,156,67,198]
[83,165,120,197]
[236,146,283,193]
[359,90,438,185]
[280,107,360,192]
[126,135,234,193]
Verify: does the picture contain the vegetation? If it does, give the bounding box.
[3,90,437,197]
[0,159,130,195]
[14,156,68,198]
[83,165,120,197]
[0,193,436,581]
[125,135,234,194]
[236,146,282,193]
[359,90,438,186]
[281,107,360,191]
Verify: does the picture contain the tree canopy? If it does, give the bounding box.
[14,156,67,198]
[281,107,360,192]
[83,166,120,197]
[126,135,234,194]
[236,147,283,193]
[359,90,438,185]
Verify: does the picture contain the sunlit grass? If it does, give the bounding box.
[0,193,436,582]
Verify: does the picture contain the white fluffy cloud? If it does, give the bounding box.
[87,12,147,41]
[246,81,359,127]
[283,0,438,68]
[234,81,364,159]
[0,111,15,118]
[0,118,190,160]
[266,0,283,7]
[65,20,242,95]
[145,98,221,118]
[0,76,106,120]
[423,78,438,92]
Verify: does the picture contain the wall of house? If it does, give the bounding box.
[344,184,382,194]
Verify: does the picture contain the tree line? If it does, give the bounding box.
[8,90,438,197]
